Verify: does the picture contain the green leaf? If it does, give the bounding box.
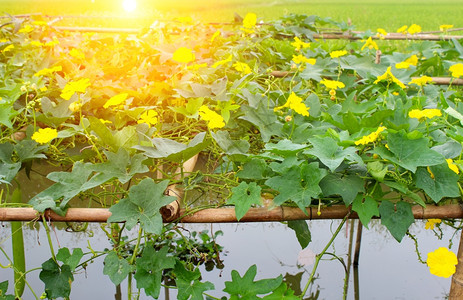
[415,164,460,203]
[240,104,283,142]
[56,247,83,272]
[169,97,204,118]
[288,220,311,249]
[134,132,209,163]
[103,251,134,286]
[227,182,262,221]
[108,179,176,233]
[236,158,269,180]
[305,136,363,172]
[0,103,18,128]
[320,173,365,205]
[223,265,282,299]
[88,148,149,184]
[262,282,299,300]
[379,201,414,242]
[174,261,214,300]
[340,55,383,79]
[373,131,445,172]
[264,139,307,156]
[265,162,327,213]
[134,245,175,299]
[0,162,21,183]
[352,195,379,229]
[367,161,388,182]
[0,281,16,300]
[211,130,250,158]
[39,259,74,299]
[14,140,47,162]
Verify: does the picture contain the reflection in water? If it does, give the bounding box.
[0,219,455,299]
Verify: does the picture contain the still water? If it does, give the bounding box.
[0,218,455,299]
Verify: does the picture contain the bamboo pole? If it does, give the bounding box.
[1,204,462,223]
[449,230,463,299]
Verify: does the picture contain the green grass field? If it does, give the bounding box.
[1,0,462,32]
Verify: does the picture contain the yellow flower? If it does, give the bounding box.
[425,219,442,230]
[233,62,252,75]
[320,79,345,90]
[31,128,58,144]
[405,54,418,66]
[274,92,310,117]
[408,24,422,35]
[210,29,221,43]
[427,247,458,278]
[60,78,91,100]
[376,28,388,39]
[103,93,128,109]
[361,37,378,51]
[395,62,411,69]
[409,76,433,87]
[30,41,44,47]
[137,110,158,127]
[212,54,232,68]
[447,158,460,174]
[292,55,316,65]
[291,37,310,51]
[374,66,406,89]
[397,25,408,34]
[440,24,454,32]
[450,63,463,78]
[69,48,85,60]
[2,44,14,52]
[354,126,386,145]
[242,13,257,33]
[18,25,34,33]
[330,50,348,58]
[44,38,59,47]
[34,65,62,77]
[172,47,195,63]
[408,108,442,120]
[198,105,225,129]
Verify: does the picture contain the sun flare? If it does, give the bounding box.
[122,0,137,13]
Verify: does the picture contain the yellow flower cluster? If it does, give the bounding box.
[242,13,257,34]
[409,76,433,87]
[198,105,225,129]
[447,158,460,174]
[137,110,158,127]
[32,128,58,144]
[69,48,85,60]
[376,28,388,39]
[374,67,406,89]
[408,108,442,120]
[274,92,310,117]
[329,50,348,58]
[233,62,252,75]
[361,37,378,51]
[396,55,419,69]
[440,24,454,32]
[450,63,463,78]
[354,126,386,145]
[320,79,345,90]
[34,65,62,77]
[103,93,129,109]
[408,24,422,35]
[397,25,408,34]
[425,219,441,230]
[172,47,195,64]
[427,247,458,278]
[60,78,91,100]
[291,37,310,51]
[292,54,316,65]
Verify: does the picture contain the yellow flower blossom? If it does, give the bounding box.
[374,66,406,89]
[405,54,418,66]
[212,54,232,68]
[198,105,225,129]
[354,126,386,145]
[60,78,91,100]
[69,48,85,60]
[408,108,442,120]
[292,54,316,65]
[291,37,310,51]
[427,247,458,278]
[376,28,388,39]
[440,24,454,32]
[450,63,463,78]
[31,128,58,144]
[320,79,345,90]
[409,76,433,87]
[30,41,43,47]
[2,44,14,52]
[274,92,310,117]
[172,47,195,63]
[447,158,460,174]
[242,13,257,33]
[137,110,158,127]
[330,50,348,58]
[397,25,408,34]
[425,219,441,230]
[233,62,252,75]
[408,24,422,35]
[18,25,34,33]
[44,38,59,47]
[361,37,378,51]
[210,29,221,43]
[395,62,411,69]
[34,65,62,77]
[103,93,128,109]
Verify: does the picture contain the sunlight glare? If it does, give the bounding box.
[122,0,137,13]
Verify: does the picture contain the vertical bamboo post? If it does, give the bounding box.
[353,221,363,266]
[449,230,463,299]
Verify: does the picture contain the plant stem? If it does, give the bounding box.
[41,215,56,262]
[300,212,351,298]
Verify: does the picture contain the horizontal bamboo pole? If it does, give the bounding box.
[0,204,462,223]
[311,33,463,41]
